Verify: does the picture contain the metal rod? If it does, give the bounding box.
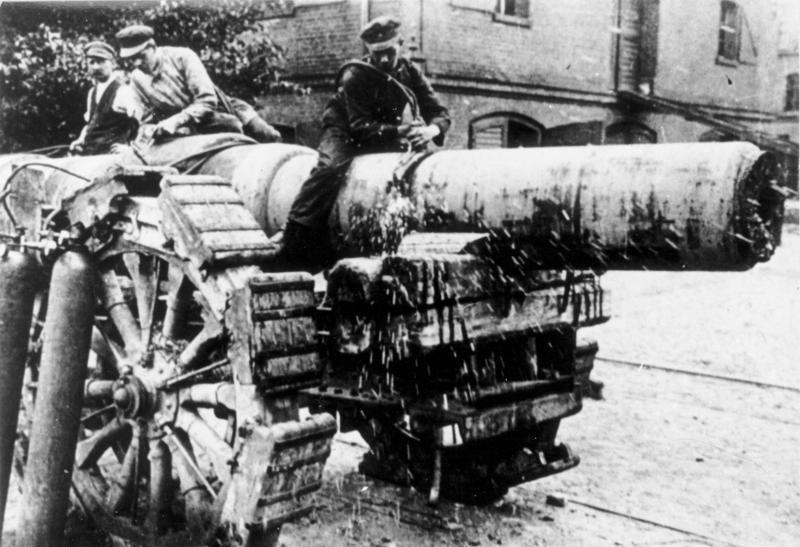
[597,356,800,393]
[17,250,95,547]
[0,248,39,537]
[162,358,230,389]
[162,424,217,499]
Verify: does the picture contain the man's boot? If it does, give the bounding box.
[275,220,332,272]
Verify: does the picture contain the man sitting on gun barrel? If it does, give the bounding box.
[115,24,281,143]
[279,15,451,270]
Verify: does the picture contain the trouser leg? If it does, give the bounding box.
[243,117,282,143]
[288,129,352,228]
[283,129,352,269]
[198,112,243,134]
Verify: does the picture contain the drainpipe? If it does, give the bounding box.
[613,0,622,91]
[360,0,369,30]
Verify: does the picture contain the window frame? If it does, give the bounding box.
[717,0,741,65]
[493,0,530,27]
[786,72,799,112]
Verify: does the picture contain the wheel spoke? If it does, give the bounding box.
[162,273,195,341]
[174,407,233,484]
[75,417,130,469]
[122,253,161,348]
[90,326,123,377]
[99,267,143,362]
[163,427,216,541]
[108,421,147,517]
[146,439,172,534]
[178,324,224,369]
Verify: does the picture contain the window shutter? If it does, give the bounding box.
[471,125,505,149]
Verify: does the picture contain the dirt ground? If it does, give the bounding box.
[277,226,800,547]
[3,228,799,547]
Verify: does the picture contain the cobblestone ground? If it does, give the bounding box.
[3,230,798,547]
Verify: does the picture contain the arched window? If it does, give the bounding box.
[604,120,657,144]
[468,112,545,149]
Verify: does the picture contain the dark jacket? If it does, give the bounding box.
[322,57,451,151]
[83,78,138,154]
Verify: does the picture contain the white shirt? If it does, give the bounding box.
[83,71,141,123]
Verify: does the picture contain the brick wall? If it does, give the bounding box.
[262,0,363,77]
[654,0,784,112]
[256,0,794,151]
[264,0,787,114]
[421,0,617,93]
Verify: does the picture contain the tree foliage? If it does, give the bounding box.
[0,0,293,152]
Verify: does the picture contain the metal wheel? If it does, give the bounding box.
[10,165,334,547]
[16,250,262,546]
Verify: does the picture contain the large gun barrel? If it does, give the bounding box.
[194,140,782,271]
[1,139,782,271]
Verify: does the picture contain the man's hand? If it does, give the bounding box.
[407,124,440,149]
[110,143,134,155]
[397,123,415,137]
[153,117,180,140]
[68,138,85,155]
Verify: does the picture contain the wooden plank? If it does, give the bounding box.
[180,204,263,232]
[253,316,317,354]
[199,229,271,251]
[167,185,242,204]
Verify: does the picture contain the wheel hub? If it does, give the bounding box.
[111,375,156,419]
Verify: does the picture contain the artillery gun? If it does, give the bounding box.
[0,135,783,546]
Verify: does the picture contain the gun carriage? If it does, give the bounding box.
[0,136,783,546]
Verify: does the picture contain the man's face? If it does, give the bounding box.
[370,45,400,72]
[86,56,114,82]
[127,44,158,75]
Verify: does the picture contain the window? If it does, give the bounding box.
[495,0,529,19]
[543,121,604,147]
[469,112,544,149]
[718,1,741,62]
[699,129,737,142]
[604,121,656,144]
[786,73,799,111]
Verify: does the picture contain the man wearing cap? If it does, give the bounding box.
[281,15,450,269]
[69,40,140,155]
[115,24,280,142]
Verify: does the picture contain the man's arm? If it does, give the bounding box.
[127,76,157,124]
[408,63,450,146]
[111,81,143,121]
[157,47,217,134]
[70,89,93,151]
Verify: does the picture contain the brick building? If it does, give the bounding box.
[259,0,798,185]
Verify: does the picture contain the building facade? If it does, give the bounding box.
[258,0,798,185]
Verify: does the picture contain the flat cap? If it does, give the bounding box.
[115,24,155,59]
[359,16,401,49]
[84,40,116,61]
